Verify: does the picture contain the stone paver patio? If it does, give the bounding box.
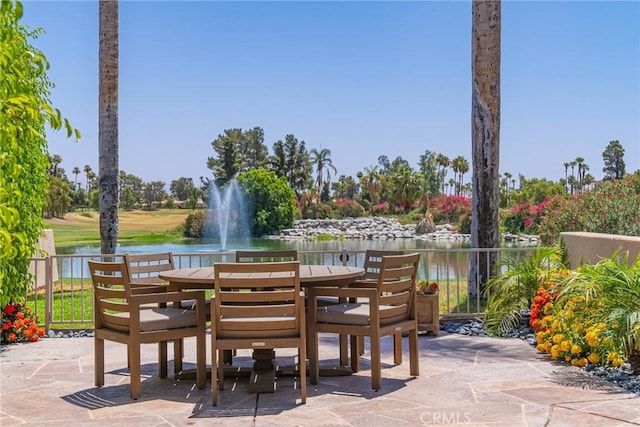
[1,332,639,426]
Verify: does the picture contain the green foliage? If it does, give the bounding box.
[501,199,550,235]
[538,172,640,245]
[555,252,640,373]
[0,1,78,305]
[182,210,212,238]
[237,168,296,236]
[483,246,567,336]
[602,140,626,180]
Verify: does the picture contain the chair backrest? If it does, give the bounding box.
[361,249,405,280]
[235,250,298,263]
[124,252,174,285]
[213,261,302,339]
[88,260,133,332]
[376,253,421,323]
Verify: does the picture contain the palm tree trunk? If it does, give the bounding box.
[99,0,119,255]
[469,0,501,296]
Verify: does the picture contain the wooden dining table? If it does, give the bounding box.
[158,264,365,393]
[158,264,365,290]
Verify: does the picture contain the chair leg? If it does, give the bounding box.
[196,331,206,389]
[339,334,348,366]
[211,336,218,405]
[95,336,104,387]
[309,325,319,385]
[370,334,381,391]
[358,336,365,356]
[217,349,225,391]
[350,335,360,373]
[173,339,183,374]
[409,328,420,377]
[299,344,307,404]
[158,341,168,378]
[129,344,142,399]
[393,332,402,365]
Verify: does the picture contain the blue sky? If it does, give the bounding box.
[22,1,640,187]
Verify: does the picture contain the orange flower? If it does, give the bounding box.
[8,333,16,342]
[23,329,32,338]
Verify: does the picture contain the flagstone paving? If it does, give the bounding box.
[1,332,639,426]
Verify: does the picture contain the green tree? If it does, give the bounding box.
[358,165,381,213]
[118,171,143,210]
[331,175,359,200]
[45,176,72,218]
[470,0,501,295]
[238,126,268,172]
[269,134,311,197]
[99,0,119,255]
[72,166,81,190]
[417,150,440,198]
[237,168,296,236]
[390,164,420,212]
[142,181,166,210]
[310,147,337,195]
[170,177,195,201]
[0,0,78,305]
[208,128,241,186]
[602,140,626,180]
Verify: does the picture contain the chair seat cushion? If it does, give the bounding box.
[111,307,198,332]
[316,303,396,326]
[180,299,211,311]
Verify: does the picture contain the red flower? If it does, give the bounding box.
[3,304,16,315]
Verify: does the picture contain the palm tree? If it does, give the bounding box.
[359,165,381,213]
[72,166,81,189]
[563,162,570,193]
[390,165,419,212]
[99,0,119,255]
[470,0,501,295]
[435,153,450,194]
[484,246,567,336]
[309,147,337,196]
[83,164,92,193]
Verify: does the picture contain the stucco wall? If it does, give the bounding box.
[560,232,640,268]
[28,229,59,288]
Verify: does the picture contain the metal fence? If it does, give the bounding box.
[26,247,537,331]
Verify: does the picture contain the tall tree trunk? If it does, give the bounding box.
[469,0,501,296]
[99,0,119,255]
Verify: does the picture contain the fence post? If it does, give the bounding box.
[44,256,53,331]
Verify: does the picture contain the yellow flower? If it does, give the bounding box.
[550,345,561,359]
[587,353,600,364]
[570,344,583,355]
[552,334,564,344]
[571,358,588,367]
[536,333,546,344]
[560,341,572,352]
[544,302,554,315]
[612,357,623,367]
[536,344,546,353]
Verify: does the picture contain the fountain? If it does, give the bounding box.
[207,178,251,251]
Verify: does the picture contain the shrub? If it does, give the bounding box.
[330,199,364,218]
[301,203,333,219]
[502,199,550,235]
[538,172,640,244]
[428,195,471,228]
[1,303,45,344]
[183,210,213,238]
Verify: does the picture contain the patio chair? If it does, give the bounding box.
[124,252,175,287]
[88,260,206,399]
[307,253,420,391]
[350,250,404,359]
[211,261,306,405]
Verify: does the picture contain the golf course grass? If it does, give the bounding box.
[44,209,192,247]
